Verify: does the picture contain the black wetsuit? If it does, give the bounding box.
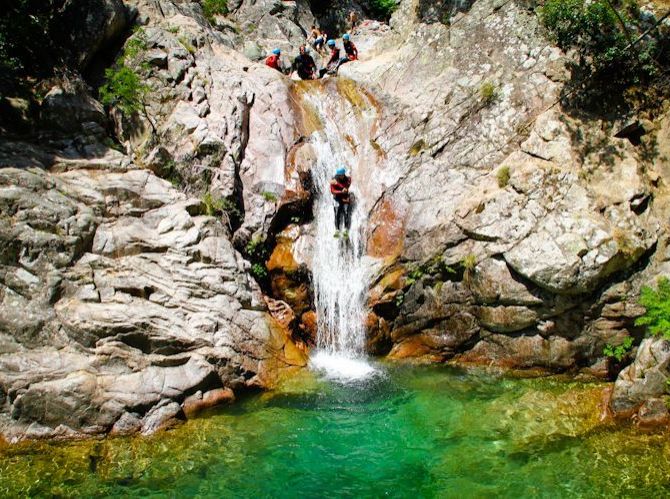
[293,52,317,80]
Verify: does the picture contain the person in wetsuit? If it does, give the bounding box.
[293,45,317,80]
[319,39,341,77]
[343,34,358,61]
[330,167,352,238]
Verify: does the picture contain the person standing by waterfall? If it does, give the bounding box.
[330,167,352,239]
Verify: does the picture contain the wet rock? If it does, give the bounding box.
[455,334,577,370]
[610,338,670,418]
[182,388,235,417]
[140,400,185,435]
[637,398,670,428]
[267,225,312,316]
[110,412,143,436]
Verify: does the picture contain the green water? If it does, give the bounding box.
[2,364,670,498]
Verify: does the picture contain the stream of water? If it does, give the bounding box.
[305,81,379,381]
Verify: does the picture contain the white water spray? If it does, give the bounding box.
[303,81,379,381]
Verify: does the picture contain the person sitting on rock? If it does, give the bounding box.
[330,167,352,238]
[343,34,358,61]
[293,45,317,80]
[265,48,282,72]
[319,39,341,77]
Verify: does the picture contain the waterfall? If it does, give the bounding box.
[299,80,379,381]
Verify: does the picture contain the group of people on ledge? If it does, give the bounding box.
[265,33,358,80]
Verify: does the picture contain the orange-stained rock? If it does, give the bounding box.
[368,197,405,259]
[284,141,316,204]
[268,239,299,273]
[366,311,392,355]
[369,267,405,304]
[258,315,309,388]
[270,274,310,316]
[264,296,296,330]
[300,310,318,344]
[268,225,312,316]
[388,335,446,362]
[290,81,324,136]
[183,388,235,418]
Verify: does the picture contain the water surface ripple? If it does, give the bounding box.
[1,365,669,497]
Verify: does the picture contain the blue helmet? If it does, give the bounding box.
[327,39,336,47]
[343,34,350,41]
[272,48,281,55]
[336,167,346,176]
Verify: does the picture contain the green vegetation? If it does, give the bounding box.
[201,191,242,220]
[202,0,228,22]
[395,291,405,308]
[159,160,183,187]
[0,0,60,80]
[406,255,456,286]
[366,0,398,20]
[409,139,427,156]
[246,236,270,281]
[202,192,222,216]
[539,0,669,110]
[496,166,511,188]
[603,336,634,362]
[178,36,196,55]
[462,254,476,271]
[99,66,148,115]
[262,191,278,203]
[479,81,498,106]
[406,265,424,286]
[635,277,670,339]
[251,263,268,280]
[99,28,150,116]
[462,254,477,283]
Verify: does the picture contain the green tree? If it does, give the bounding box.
[98,29,150,117]
[539,0,668,109]
[202,0,228,22]
[99,66,147,115]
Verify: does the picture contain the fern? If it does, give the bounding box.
[635,277,670,339]
[603,336,634,362]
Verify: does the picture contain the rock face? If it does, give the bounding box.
[0,152,305,442]
[338,0,667,371]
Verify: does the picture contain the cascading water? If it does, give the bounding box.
[300,80,380,381]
